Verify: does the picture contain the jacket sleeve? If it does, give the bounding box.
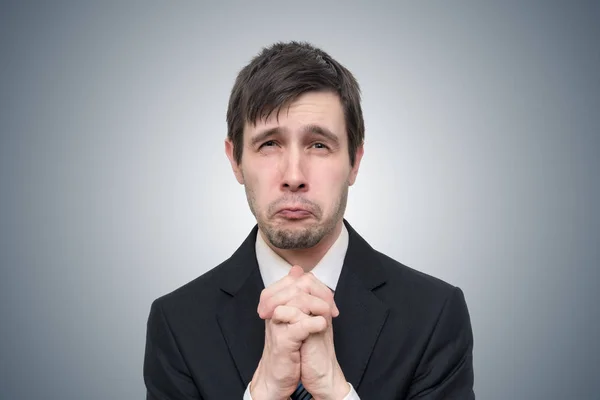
[144,299,204,399]
[407,287,475,399]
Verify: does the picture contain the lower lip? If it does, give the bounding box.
[278,210,312,219]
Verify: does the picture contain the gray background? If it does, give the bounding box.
[1,1,599,399]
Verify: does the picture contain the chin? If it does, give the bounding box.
[268,228,324,250]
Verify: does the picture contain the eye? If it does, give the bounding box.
[260,140,277,148]
[311,142,329,150]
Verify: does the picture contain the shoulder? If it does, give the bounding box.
[147,225,260,329]
[344,220,460,304]
[148,257,239,319]
[371,250,469,323]
[376,250,457,297]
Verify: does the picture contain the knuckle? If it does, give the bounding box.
[272,306,284,321]
[259,289,269,303]
[286,296,298,308]
[315,315,327,329]
[317,298,329,312]
[262,298,274,313]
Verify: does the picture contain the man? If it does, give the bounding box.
[144,41,475,399]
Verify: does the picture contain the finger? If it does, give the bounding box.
[271,305,308,324]
[260,284,334,320]
[296,273,339,317]
[289,265,304,278]
[258,284,301,319]
[287,315,327,342]
[285,291,332,318]
[258,273,301,315]
[256,266,304,315]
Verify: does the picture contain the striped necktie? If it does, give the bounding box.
[291,382,312,400]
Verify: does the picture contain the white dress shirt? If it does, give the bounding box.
[243,224,360,400]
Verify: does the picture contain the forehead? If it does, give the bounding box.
[244,91,346,139]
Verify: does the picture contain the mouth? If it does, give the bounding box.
[275,207,313,220]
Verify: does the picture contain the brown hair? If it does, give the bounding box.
[226,41,364,166]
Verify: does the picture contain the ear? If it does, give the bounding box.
[348,142,364,186]
[225,139,244,184]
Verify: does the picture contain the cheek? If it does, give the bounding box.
[309,165,350,203]
[242,164,279,205]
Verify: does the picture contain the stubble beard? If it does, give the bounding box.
[245,185,349,250]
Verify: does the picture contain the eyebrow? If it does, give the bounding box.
[249,127,286,147]
[249,124,340,147]
[302,124,340,145]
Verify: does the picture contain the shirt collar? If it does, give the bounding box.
[255,224,349,290]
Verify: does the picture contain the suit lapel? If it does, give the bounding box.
[216,226,266,386]
[333,221,390,390]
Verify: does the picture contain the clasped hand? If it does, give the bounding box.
[250,266,350,400]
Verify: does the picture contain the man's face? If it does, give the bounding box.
[225,91,363,249]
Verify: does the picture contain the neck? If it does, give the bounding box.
[260,219,344,272]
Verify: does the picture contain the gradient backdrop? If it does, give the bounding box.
[1,2,599,399]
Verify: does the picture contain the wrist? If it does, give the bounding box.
[250,379,287,400]
[313,369,350,400]
[332,365,351,400]
[334,379,351,400]
[250,362,273,400]
[250,362,294,400]
[327,381,351,400]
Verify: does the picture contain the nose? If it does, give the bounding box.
[280,148,308,193]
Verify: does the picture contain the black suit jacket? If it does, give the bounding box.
[144,221,475,399]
